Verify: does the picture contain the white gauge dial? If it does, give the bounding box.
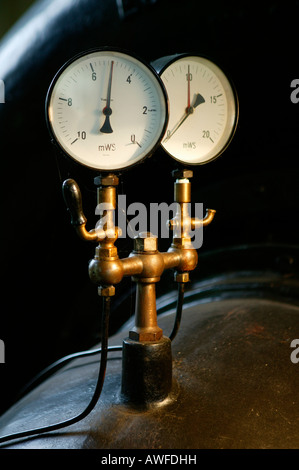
[156,55,238,165]
[46,49,168,171]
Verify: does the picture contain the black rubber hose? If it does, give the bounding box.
[0,296,111,445]
[169,282,185,342]
[0,283,185,444]
[17,345,122,400]
[17,282,185,400]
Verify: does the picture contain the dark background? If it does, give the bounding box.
[0,0,298,414]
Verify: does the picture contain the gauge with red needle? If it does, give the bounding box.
[152,53,238,165]
[46,48,168,171]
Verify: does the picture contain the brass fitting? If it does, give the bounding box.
[174,271,190,283]
[134,232,158,253]
[129,232,164,341]
[191,208,216,229]
[63,172,215,342]
[129,282,163,341]
[98,285,115,297]
[94,173,119,187]
[172,169,193,179]
[75,224,103,242]
[168,173,216,284]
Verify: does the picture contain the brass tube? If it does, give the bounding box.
[201,208,216,226]
[129,282,163,341]
[174,180,191,203]
[136,283,157,328]
[162,251,181,270]
[121,256,143,277]
[191,209,216,229]
[97,186,117,208]
[75,225,102,242]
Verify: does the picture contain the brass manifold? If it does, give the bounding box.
[62,170,215,342]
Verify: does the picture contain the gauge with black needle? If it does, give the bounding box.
[46,48,168,171]
[100,60,114,134]
[152,53,238,165]
[163,64,205,144]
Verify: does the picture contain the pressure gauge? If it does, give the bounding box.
[46,48,168,171]
[153,54,238,165]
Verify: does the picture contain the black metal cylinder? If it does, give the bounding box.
[121,336,172,406]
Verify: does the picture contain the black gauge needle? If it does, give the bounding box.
[192,93,205,109]
[100,61,114,134]
[163,93,205,143]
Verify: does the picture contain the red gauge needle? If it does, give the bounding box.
[187,64,191,109]
[100,60,114,134]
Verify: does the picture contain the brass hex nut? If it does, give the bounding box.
[174,271,190,283]
[97,245,118,258]
[134,232,158,253]
[129,328,163,342]
[94,174,119,187]
[172,237,193,249]
[98,285,115,297]
[172,169,193,180]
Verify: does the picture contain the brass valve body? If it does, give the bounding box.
[63,173,216,343]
